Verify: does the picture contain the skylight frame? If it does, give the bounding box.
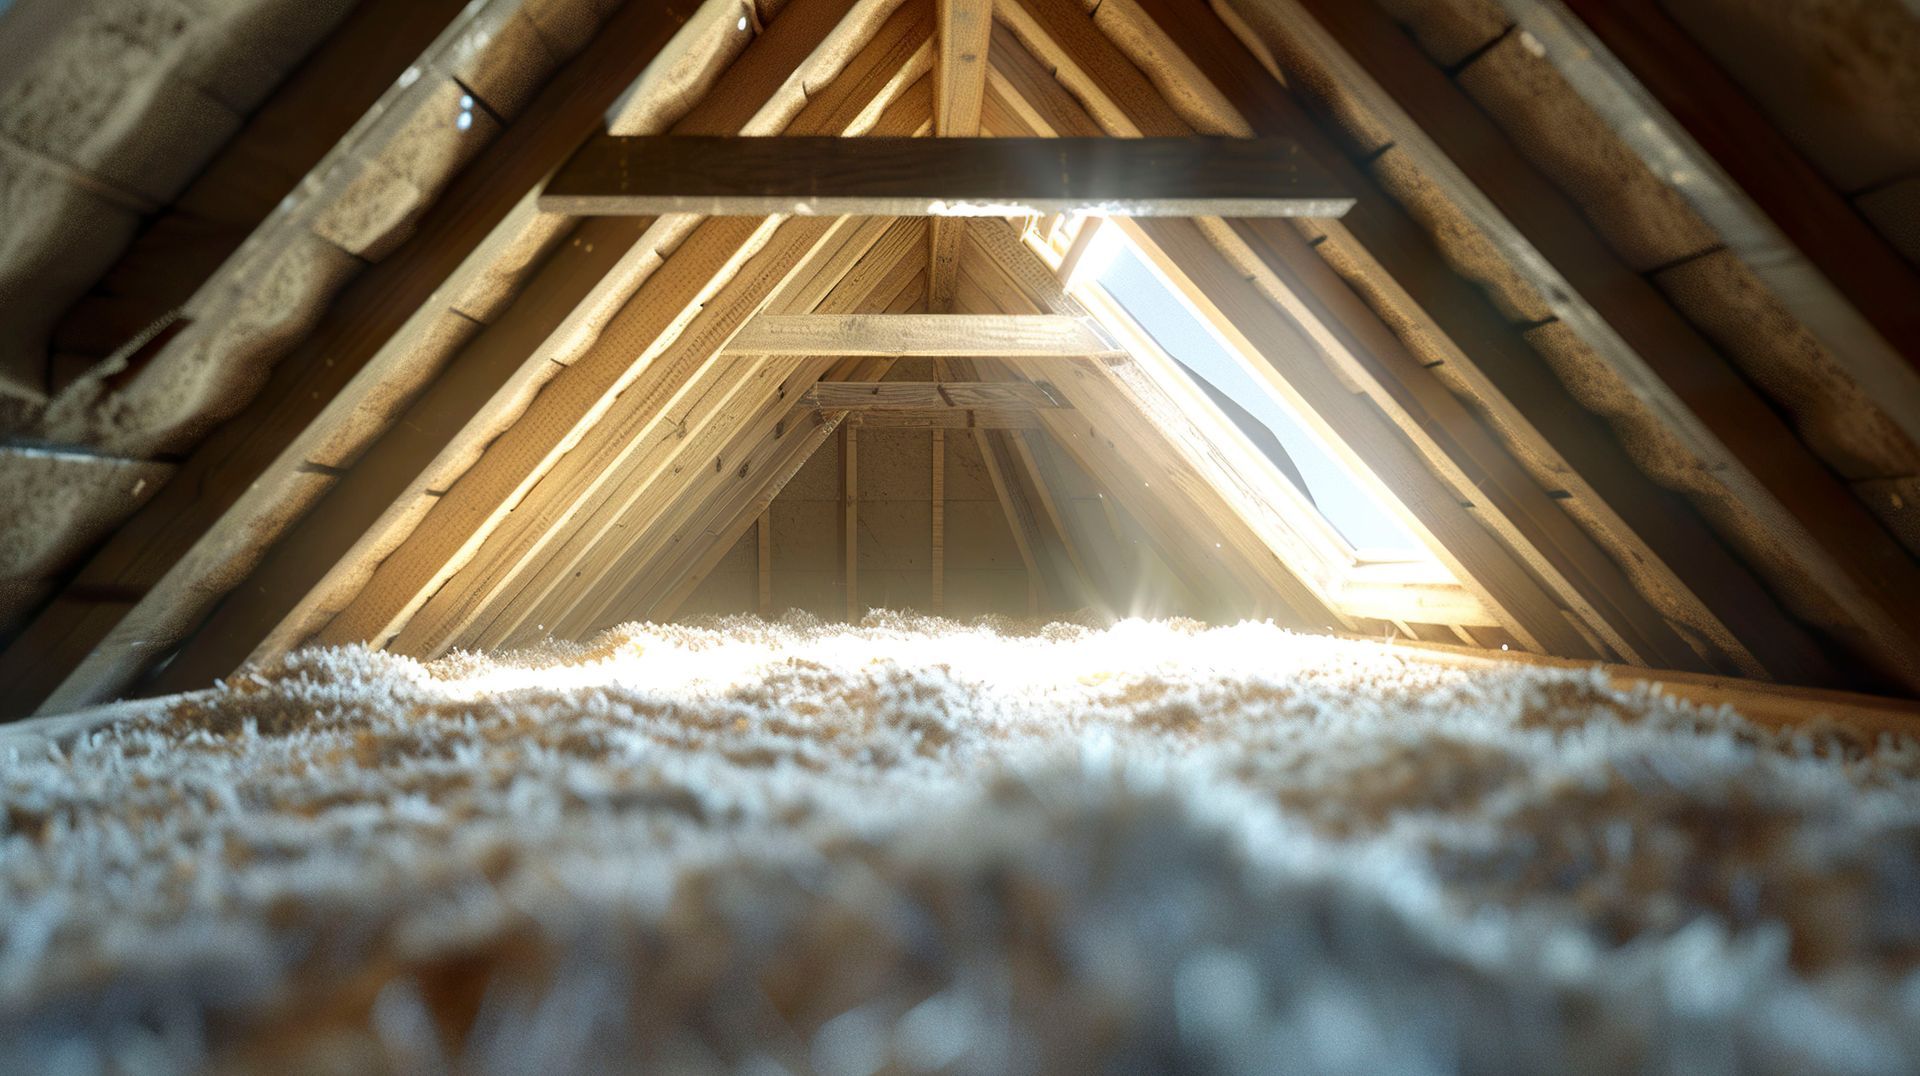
[1024,215,1494,630]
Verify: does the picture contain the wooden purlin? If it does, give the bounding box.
[304,7,936,659]
[491,216,932,647]
[1252,0,1920,689]
[1006,0,1835,682]
[930,0,993,309]
[0,0,708,719]
[1117,0,1830,681]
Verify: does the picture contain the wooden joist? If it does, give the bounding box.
[802,381,1065,410]
[728,313,1123,357]
[540,135,1354,217]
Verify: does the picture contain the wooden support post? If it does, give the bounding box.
[844,424,859,622]
[932,428,946,614]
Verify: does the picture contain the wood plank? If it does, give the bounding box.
[931,0,994,310]
[832,408,1048,429]
[1262,0,1920,689]
[541,135,1353,216]
[1113,0,1833,683]
[801,380,1064,409]
[1009,429,1101,612]
[1358,634,1920,742]
[0,0,703,719]
[1520,0,1920,448]
[728,313,1122,357]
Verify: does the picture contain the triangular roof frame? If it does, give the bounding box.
[6,0,1920,719]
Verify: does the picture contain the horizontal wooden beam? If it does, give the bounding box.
[541,135,1354,217]
[727,313,1124,357]
[827,407,1050,428]
[801,380,1065,410]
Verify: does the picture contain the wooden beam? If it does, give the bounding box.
[729,313,1122,357]
[801,380,1064,410]
[931,0,994,310]
[830,408,1048,429]
[1518,0,1920,448]
[1357,634,1920,742]
[541,135,1354,217]
[1261,0,1920,689]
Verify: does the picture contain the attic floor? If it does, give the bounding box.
[2,613,1916,1071]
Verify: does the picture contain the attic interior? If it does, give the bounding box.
[4,0,1920,1068]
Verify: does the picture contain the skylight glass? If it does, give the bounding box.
[1095,242,1422,554]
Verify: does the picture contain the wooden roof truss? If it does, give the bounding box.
[4,0,1918,720]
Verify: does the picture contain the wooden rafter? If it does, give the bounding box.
[0,0,706,717]
[1256,0,1920,689]
[144,0,932,697]
[1511,0,1920,447]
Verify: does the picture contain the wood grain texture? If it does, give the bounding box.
[542,135,1353,216]
[729,313,1122,356]
[802,380,1065,409]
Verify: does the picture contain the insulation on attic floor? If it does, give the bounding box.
[3,614,1918,1072]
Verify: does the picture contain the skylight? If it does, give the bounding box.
[1092,241,1423,555]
